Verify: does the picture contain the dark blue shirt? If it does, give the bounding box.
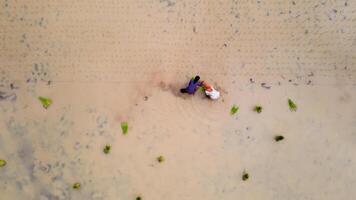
[185,79,202,94]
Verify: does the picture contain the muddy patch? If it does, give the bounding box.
[157,81,188,98]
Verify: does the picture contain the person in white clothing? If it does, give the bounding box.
[201,81,220,100]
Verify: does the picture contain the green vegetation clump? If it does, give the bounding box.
[274,135,285,142]
[242,171,249,181]
[72,182,81,189]
[157,156,165,163]
[103,145,111,154]
[38,96,53,109]
[121,122,128,135]
[230,105,239,115]
[253,105,262,113]
[288,99,297,111]
[0,159,6,167]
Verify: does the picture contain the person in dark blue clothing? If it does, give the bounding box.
[180,76,202,94]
